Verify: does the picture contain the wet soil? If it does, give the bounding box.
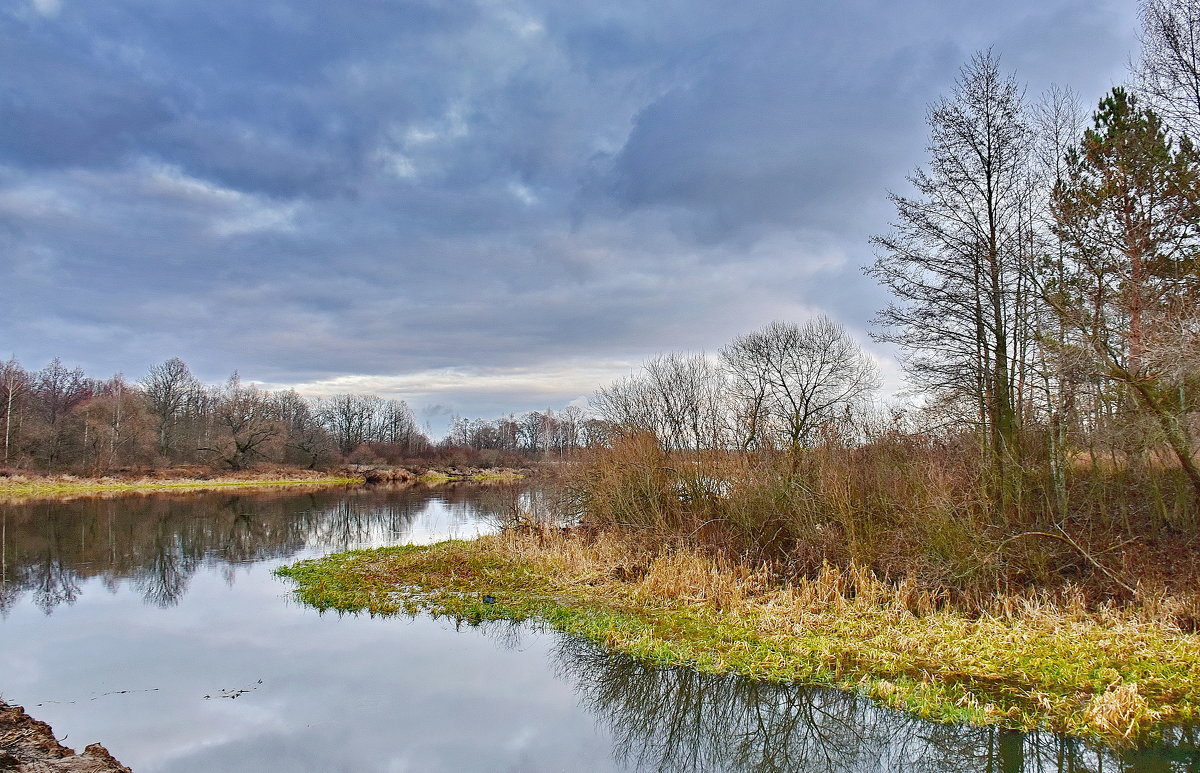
[0,702,131,772]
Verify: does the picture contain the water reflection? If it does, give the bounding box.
[0,483,526,613]
[548,628,1200,772]
[2,485,1197,772]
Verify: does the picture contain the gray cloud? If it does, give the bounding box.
[0,0,1138,423]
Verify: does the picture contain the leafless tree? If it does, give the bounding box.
[79,375,155,471]
[1,357,28,466]
[317,393,383,455]
[141,357,203,459]
[869,50,1036,505]
[1135,0,1200,142]
[206,374,281,470]
[378,399,423,453]
[1030,85,1086,514]
[721,317,880,464]
[32,358,95,470]
[595,352,729,451]
[271,389,335,468]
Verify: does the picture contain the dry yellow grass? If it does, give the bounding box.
[0,472,362,502]
[277,526,1200,747]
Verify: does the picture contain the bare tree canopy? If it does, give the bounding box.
[1136,0,1200,142]
[721,317,880,455]
[869,49,1037,505]
[594,352,728,452]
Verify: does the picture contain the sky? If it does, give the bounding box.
[0,0,1139,436]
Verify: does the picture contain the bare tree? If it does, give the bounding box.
[869,50,1036,506]
[519,410,548,455]
[595,353,729,452]
[272,389,335,468]
[378,399,424,453]
[141,357,203,459]
[80,374,154,471]
[721,317,880,464]
[555,404,586,456]
[32,358,94,470]
[1136,0,1200,142]
[1030,85,1086,514]
[317,393,383,456]
[1,357,28,466]
[206,374,281,470]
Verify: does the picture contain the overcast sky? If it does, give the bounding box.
[1,0,1138,435]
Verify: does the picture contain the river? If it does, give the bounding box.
[0,484,1195,772]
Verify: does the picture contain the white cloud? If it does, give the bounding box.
[31,0,62,17]
[138,162,301,237]
[280,359,638,405]
[378,150,419,181]
[508,182,537,205]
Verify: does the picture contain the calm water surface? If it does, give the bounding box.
[1,484,1196,772]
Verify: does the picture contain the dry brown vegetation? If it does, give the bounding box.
[568,430,1200,627]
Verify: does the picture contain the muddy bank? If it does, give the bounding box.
[342,464,531,484]
[0,701,131,772]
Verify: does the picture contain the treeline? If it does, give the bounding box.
[443,405,609,461]
[593,316,878,458]
[0,356,434,473]
[577,2,1200,605]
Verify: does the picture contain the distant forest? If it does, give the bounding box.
[0,356,596,473]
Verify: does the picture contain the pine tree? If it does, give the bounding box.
[1049,87,1200,497]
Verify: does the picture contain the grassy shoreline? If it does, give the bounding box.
[275,530,1200,749]
[0,473,364,500]
[0,466,530,501]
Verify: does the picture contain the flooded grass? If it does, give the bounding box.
[276,529,1200,749]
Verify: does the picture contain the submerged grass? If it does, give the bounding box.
[275,529,1200,749]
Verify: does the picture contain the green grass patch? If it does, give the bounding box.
[275,534,1200,749]
[0,475,362,499]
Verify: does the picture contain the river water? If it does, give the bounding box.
[0,484,1196,772]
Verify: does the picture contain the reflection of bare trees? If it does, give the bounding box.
[549,635,1200,773]
[30,554,81,613]
[0,484,531,613]
[467,482,574,529]
[133,529,197,607]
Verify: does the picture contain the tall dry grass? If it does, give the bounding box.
[567,429,1200,616]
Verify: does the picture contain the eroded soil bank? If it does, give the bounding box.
[0,701,131,772]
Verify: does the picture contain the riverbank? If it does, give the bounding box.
[276,528,1200,748]
[0,465,530,501]
[0,700,131,772]
[0,470,361,501]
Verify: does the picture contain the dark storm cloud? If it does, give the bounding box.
[0,0,1138,421]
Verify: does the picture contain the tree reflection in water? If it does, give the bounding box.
[0,482,527,613]
[548,635,1200,773]
[4,487,1198,771]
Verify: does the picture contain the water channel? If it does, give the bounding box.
[0,484,1196,772]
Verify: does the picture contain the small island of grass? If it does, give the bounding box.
[275,529,1200,749]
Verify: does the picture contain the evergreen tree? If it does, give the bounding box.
[1049,87,1200,497]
